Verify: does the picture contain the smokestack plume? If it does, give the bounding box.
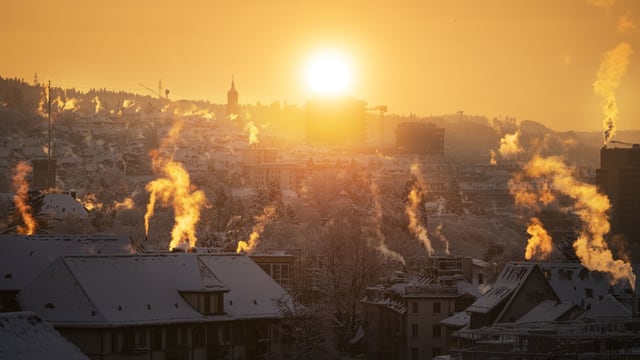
[517,156,635,288]
[236,206,275,253]
[524,217,553,261]
[405,163,441,255]
[369,181,406,264]
[144,121,207,250]
[244,121,259,146]
[12,162,36,235]
[498,130,524,159]
[593,42,633,145]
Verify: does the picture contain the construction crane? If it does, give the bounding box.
[139,79,169,100]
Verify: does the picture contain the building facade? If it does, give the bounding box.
[596,144,640,261]
[395,122,445,156]
[16,253,295,360]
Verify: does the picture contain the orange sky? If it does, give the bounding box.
[2,0,639,131]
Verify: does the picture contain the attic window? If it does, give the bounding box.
[174,303,178,309]
[45,302,55,309]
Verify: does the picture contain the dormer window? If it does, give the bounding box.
[180,291,226,315]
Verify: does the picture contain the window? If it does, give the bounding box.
[180,327,188,346]
[123,330,135,350]
[138,330,147,347]
[193,326,205,347]
[433,301,441,314]
[585,288,594,298]
[478,273,484,284]
[204,295,211,314]
[151,328,162,350]
[411,347,419,360]
[432,324,441,338]
[412,301,419,314]
[111,331,120,353]
[166,327,178,347]
[411,324,419,337]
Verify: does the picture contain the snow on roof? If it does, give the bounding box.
[538,263,626,308]
[466,262,535,314]
[440,311,470,328]
[0,311,88,360]
[578,294,631,319]
[199,254,292,319]
[0,233,132,291]
[41,193,88,219]
[18,253,290,327]
[516,300,578,324]
[18,254,227,326]
[472,258,489,268]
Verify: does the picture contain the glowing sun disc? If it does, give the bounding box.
[307,54,351,94]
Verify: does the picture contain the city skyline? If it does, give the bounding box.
[3,0,640,132]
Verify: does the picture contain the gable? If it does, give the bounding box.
[495,265,559,324]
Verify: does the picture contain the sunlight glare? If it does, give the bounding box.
[306,54,351,94]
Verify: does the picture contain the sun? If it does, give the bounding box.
[306,53,351,94]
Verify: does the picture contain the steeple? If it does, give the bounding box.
[226,76,239,117]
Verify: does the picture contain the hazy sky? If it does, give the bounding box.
[3,0,640,131]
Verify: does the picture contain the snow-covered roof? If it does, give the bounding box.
[578,294,631,319]
[516,300,578,324]
[0,311,88,360]
[539,262,627,308]
[466,262,536,314]
[41,193,88,219]
[440,311,470,328]
[18,253,290,327]
[199,254,292,319]
[0,234,132,291]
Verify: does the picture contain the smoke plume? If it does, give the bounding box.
[498,130,524,159]
[517,156,635,288]
[236,206,276,253]
[593,42,633,145]
[91,96,103,115]
[244,121,259,146]
[144,122,207,250]
[369,181,406,264]
[524,217,553,261]
[405,163,437,255]
[113,197,135,210]
[12,162,36,235]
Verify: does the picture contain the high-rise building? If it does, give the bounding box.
[226,77,239,118]
[595,144,640,260]
[395,122,445,156]
[305,96,367,145]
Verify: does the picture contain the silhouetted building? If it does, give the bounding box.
[226,77,239,118]
[306,96,367,145]
[32,158,56,190]
[362,257,485,360]
[396,122,445,156]
[596,144,640,261]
